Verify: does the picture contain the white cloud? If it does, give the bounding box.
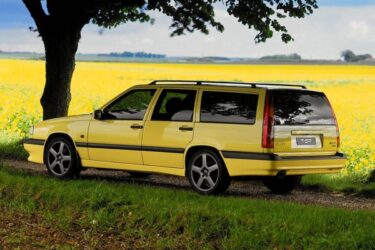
[204,37,216,43]
[0,28,43,52]
[140,38,154,46]
[348,20,370,39]
[1,6,375,59]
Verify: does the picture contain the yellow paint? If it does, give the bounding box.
[88,119,143,164]
[273,126,338,155]
[142,120,194,168]
[24,144,44,163]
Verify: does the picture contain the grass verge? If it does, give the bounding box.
[0,163,374,249]
[0,136,28,160]
[302,174,375,197]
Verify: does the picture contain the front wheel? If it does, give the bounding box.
[263,176,301,194]
[45,137,80,178]
[187,150,230,195]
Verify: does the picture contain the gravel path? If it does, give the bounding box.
[3,159,375,211]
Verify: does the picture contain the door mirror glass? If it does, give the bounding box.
[94,110,104,120]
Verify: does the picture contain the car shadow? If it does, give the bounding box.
[77,168,275,198]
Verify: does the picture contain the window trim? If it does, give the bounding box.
[150,89,198,122]
[199,90,259,125]
[103,88,157,121]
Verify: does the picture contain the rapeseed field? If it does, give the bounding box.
[1,59,374,180]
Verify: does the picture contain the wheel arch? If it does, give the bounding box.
[184,145,227,176]
[44,133,81,166]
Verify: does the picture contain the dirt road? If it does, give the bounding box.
[3,159,375,211]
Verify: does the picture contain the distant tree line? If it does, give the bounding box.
[99,51,166,59]
[260,53,301,61]
[341,50,372,62]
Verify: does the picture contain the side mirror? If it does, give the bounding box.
[94,110,104,120]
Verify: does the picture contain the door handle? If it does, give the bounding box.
[130,124,143,129]
[179,126,193,131]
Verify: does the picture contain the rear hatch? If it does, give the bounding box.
[269,89,339,156]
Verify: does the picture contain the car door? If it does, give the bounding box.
[142,89,197,168]
[193,89,262,154]
[87,88,156,164]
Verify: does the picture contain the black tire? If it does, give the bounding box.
[263,175,301,194]
[127,171,150,178]
[187,149,230,195]
[44,137,80,178]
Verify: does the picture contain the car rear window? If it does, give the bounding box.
[271,90,335,125]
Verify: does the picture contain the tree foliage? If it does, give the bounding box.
[341,50,372,63]
[25,0,318,44]
[22,0,318,119]
[260,53,302,61]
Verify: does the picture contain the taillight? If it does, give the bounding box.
[325,96,340,148]
[262,91,274,148]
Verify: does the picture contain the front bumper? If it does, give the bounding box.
[223,152,347,176]
[23,138,45,164]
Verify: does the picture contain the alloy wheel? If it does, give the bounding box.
[47,141,72,176]
[190,153,220,192]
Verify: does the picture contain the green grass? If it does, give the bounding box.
[0,163,374,249]
[0,136,28,160]
[302,174,375,197]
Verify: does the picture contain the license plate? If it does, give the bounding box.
[296,137,316,146]
[291,135,322,148]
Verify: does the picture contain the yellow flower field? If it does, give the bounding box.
[0,59,374,179]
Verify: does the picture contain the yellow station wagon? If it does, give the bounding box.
[24,80,346,194]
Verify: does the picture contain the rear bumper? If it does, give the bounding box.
[270,153,346,175]
[222,152,346,176]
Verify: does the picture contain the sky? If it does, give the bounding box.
[0,0,375,59]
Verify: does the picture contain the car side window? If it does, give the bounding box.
[152,89,196,121]
[105,89,155,120]
[200,91,258,124]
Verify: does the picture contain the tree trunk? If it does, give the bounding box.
[22,0,90,120]
[41,28,80,120]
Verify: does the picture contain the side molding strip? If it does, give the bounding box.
[76,142,184,154]
[24,139,184,154]
[23,138,45,145]
[84,143,141,151]
[221,151,275,160]
[142,146,184,153]
[25,138,345,160]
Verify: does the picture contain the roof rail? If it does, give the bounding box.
[148,80,306,89]
[254,83,307,89]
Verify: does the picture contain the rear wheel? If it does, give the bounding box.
[263,176,301,194]
[187,149,230,195]
[45,137,80,178]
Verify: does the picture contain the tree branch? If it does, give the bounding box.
[22,0,48,35]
